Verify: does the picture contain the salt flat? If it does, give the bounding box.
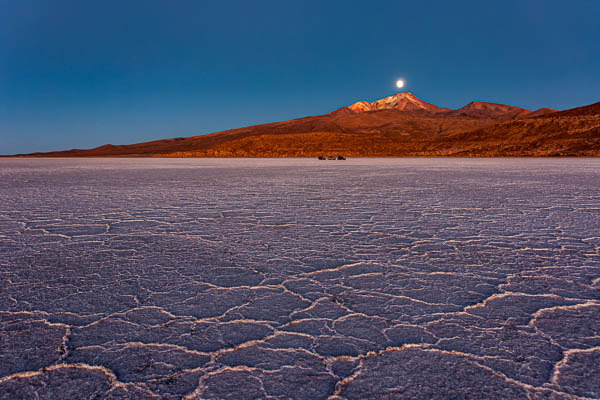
[0,158,599,399]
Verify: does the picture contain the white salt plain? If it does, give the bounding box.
[0,158,599,399]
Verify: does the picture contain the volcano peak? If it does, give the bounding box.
[349,92,448,113]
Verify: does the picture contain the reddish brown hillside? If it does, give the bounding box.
[523,108,558,118]
[549,101,600,117]
[14,95,600,158]
[430,106,600,156]
[447,101,530,121]
[24,98,498,157]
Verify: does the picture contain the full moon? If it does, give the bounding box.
[396,79,405,89]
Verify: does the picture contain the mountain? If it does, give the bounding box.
[550,101,600,117]
[447,101,530,120]
[349,92,449,113]
[521,108,557,118]
[11,94,600,157]
[427,103,600,156]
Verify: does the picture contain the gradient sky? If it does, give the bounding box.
[1,0,599,154]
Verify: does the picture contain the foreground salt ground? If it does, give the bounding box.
[0,158,599,399]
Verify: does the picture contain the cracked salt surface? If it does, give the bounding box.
[0,158,599,399]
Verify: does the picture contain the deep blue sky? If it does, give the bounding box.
[1,0,599,154]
